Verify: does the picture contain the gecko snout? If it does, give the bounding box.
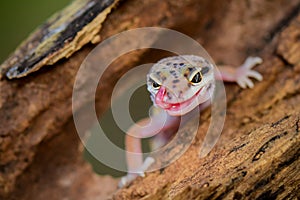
[155,86,183,108]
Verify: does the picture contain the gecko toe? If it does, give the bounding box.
[247,70,263,81]
[244,77,254,88]
[243,57,263,69]
[237,78,247,88]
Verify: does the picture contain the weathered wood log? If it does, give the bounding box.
[0,0,299,199]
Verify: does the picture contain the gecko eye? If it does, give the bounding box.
[189,71,202,85]
[152,81,161,89]
[149,74,162,90]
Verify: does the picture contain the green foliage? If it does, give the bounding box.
[0,0,70,63]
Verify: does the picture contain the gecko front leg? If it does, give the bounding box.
[119,109,180,188]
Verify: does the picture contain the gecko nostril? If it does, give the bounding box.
[167,89,183,100]
[166,91,172,100]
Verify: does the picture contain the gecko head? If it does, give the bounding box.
[147,55,215,116]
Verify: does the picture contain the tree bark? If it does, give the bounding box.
[0,0,299,199]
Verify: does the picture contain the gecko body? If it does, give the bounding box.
[120,55,263,187]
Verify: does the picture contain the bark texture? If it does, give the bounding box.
[0,0,299,199]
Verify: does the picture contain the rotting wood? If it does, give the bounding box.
[0,0,120,79]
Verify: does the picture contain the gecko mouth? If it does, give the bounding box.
[155,88,202,112]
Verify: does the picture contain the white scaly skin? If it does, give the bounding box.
[119,55,263,188]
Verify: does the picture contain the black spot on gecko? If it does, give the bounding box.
[172,79,180,83]
[162,76,167,81]
[188,67,194,72]
[201,67,210,74]
[167,62,171,65]
[167,92,172,100]
[156,71,161,75]
[170,70,176,74]
[172,85,176,88]
[179,91,183,98]
[179,63,184,66]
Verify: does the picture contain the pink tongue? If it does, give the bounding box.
[155,86,171,109]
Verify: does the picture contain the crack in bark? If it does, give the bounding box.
[212,170,250,200]
[228,143,248,154]
[265,3,300,43]
[252,131,288,162]
[271,115,290,127]
[256,185,285,200]
[275,52,294,68]
[246,147,299,197]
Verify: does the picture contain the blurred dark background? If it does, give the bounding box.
[0,0,70,63]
